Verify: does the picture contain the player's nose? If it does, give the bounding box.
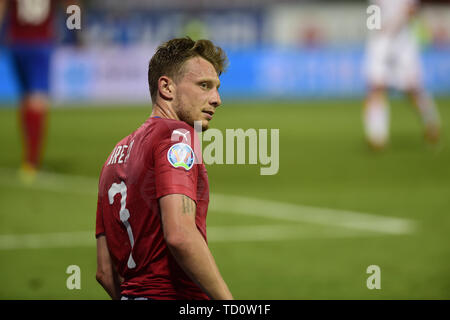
[209,88,221,108]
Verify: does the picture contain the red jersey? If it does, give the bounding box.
[96,117,210,300]
[7,0,56,44]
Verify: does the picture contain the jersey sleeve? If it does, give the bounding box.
[153,124,198,202]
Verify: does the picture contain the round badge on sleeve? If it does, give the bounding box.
[167,143,195,170]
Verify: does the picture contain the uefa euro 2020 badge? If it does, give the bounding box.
[167,143,195,170]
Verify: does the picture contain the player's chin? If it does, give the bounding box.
[189,118,210,131]
[200,119,210,131]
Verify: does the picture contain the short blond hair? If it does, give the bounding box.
[148,37,228,102]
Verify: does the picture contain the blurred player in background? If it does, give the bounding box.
[0,0,57,181]
[95,37,233,300]
[364,0,441,149]
[0,0,80,182]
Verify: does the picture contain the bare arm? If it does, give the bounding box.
[96,235,123,300]
[160,194,233,300]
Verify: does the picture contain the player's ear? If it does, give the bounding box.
[158,76,175,100]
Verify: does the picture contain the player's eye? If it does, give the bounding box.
[200,82,209,89]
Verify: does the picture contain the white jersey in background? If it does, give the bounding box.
[372,0,418,36]
[363,0,441,149]
[365,0,422,90]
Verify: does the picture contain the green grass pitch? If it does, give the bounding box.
[0,98,449,299]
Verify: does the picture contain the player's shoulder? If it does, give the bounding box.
[150,118,196,143]
[153,118,194,133]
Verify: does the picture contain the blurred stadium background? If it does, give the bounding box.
[0,0,449,299]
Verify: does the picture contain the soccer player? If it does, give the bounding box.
[0,0,58,180]
[95,37,233,300]
[363,0,441,149]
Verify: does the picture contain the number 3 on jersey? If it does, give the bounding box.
[108,181,136,269]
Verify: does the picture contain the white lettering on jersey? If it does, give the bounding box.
[124,140,134,163]
[117,145,127,164]
[107,146,117,165]
[107,140,134,166]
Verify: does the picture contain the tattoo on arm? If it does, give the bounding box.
[181,195,196,215]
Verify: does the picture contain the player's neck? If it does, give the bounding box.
[151,102,180,121]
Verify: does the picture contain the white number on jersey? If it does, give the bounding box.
[108,181,136,269]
